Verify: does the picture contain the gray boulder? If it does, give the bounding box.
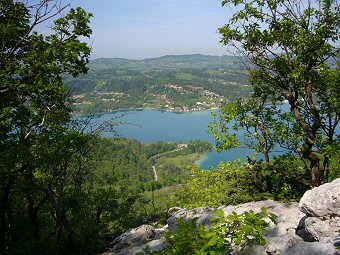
[105,225,165,255]
[168,200,308,255]
[220,200,304,237]
[284,242,339,255]
[303,217,340,243]
[299,178,340,217]
[224,200,305,255]
[297,178,340,248]
[104,179,340,254]
[235,235,303,255]
[167,206,215,232]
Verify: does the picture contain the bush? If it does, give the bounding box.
[174,158,312,209]
[174,161,272,208]
[143,208,277,255]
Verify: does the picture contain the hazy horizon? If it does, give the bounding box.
[90,53,238,61]
[66,0,232,59]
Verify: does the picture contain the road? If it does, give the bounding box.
[148,146,187,182]
[151,166,158,181]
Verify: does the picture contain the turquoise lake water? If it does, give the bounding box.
[91,105,338,169]
[94,109,257,169]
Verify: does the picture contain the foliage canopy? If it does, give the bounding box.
[0,1,96,253]
[212,0,340,186]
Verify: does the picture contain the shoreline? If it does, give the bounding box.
[73,100,289,117]
[74,106,220,117]
[195,152,209,167]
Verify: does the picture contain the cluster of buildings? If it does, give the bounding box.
[72,83,227,113]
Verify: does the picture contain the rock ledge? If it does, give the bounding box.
[104,178,340,255]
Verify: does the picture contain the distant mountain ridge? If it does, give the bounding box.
[91,54,240,65]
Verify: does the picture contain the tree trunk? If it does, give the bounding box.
[27,193,40,240]
[96,207,102,225]
[288,85,322,186]
[302,144,321,187]
[0,176,15,250]
[263,147,270,166]
[7,196,18,243]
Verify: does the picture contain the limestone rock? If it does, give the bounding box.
[235,235,303,255]
[297,215,340,248]
[155,224,168,235]
[284,242,339,255]
[167,207,182,215]
[104,179,340,254]
[299,178,340,217]
[225,200,305,255]
[103,238,166,255]
[167,206,215,232]
[297,178,340,248]
[220,200,304,237]
[107,225,163,255]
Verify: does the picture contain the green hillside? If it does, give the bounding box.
[66,54,252,115]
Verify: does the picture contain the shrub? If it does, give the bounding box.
[144,208,277,255]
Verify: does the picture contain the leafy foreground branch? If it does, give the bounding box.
[217,0,340,187]
[143,208,277,255]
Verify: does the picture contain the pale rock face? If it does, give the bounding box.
[104,225,165,255]
[234,235,303,255]
[167,206,215,232]
[219,200,305,237]
[303,217,340,243]
[283,242,339,255]
[297,178,340,249]
[104,178,340,255]
[299,178,340,217]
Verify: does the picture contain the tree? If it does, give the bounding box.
[216,0,339,186]
[209,97,285,166]
[0,0,93,253]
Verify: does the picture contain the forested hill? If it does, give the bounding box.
[65,54,252,115]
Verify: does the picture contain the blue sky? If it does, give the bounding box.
[69,0,232,59]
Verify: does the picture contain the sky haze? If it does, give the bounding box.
[70,0,232,59]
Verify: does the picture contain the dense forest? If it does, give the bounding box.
[0,0,339,255]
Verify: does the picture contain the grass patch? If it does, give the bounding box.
[143,184,182,213]
[176,72,196,80]
[155,153,203,168]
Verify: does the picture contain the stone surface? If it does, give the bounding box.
[107,225,163,255]
[296,178,340,249]
[299,178,340,217]
[297,214,340,248]
[103,238,166,255]
[104,179,340,255]
[167,200,310,255]
[225,200,306,255]
[167,206,215,232]
[235,235,303,255]
[167,207,182,215]
[284,242,339,255]
[220,200,304,237]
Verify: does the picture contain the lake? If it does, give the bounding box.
[94,109,256,169]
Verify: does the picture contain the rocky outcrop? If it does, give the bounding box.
[283,242,339,255]
[299,217,340,243]
[103,225,167,255]
[299,178,340,217]
[104,178,340,255]
[297,178,340,249]
[167,206,215,232]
